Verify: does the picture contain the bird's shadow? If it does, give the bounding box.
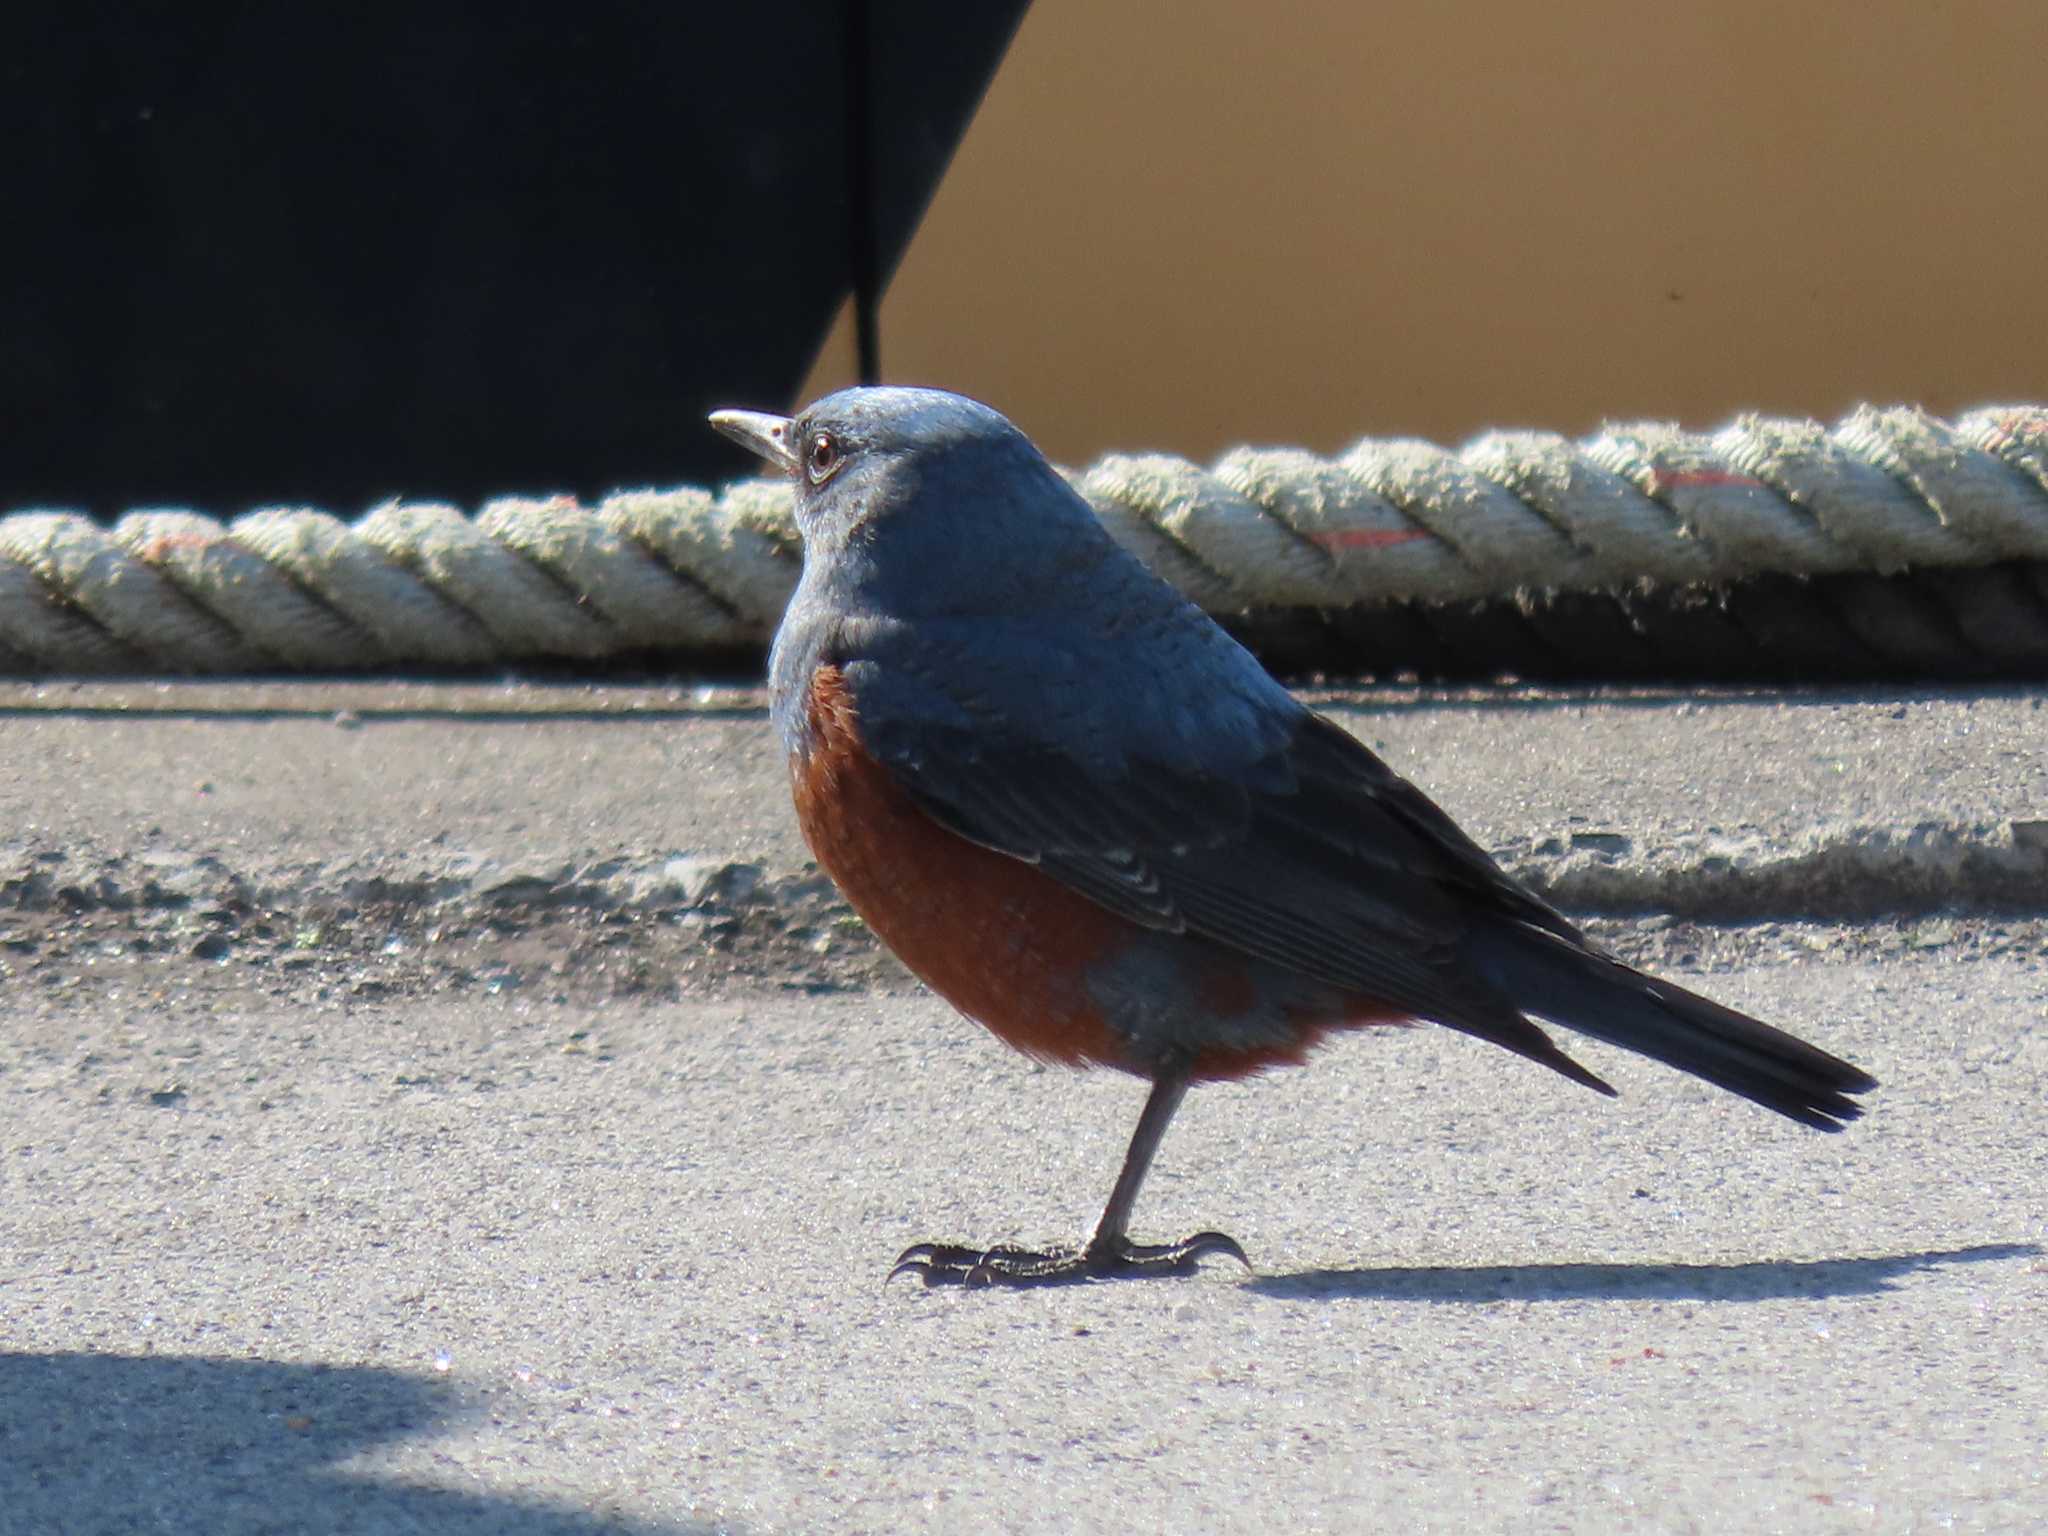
[1247,1241,2040,1303]
[0,1351,711,1534]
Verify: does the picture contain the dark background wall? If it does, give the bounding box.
[2,1,1025,514]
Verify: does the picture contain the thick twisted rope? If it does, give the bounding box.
[3,404,2046,675]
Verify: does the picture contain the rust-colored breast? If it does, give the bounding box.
[792,666,1140,1071]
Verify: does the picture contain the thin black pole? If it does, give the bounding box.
[843,0,881,384]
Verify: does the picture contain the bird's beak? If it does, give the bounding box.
[708,409,800,475]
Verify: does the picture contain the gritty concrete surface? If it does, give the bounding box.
[3,679,2045,885]
[2,679,2046,1534]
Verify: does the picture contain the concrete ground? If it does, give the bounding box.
[2,679,2044,1534]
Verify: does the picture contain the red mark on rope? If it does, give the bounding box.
[1645,468,1764,494]
[137,531,222,563]
[1309,527,1432,551]
[1990,409,2048,444]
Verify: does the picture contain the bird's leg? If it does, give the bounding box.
[889,1062,1250,1287]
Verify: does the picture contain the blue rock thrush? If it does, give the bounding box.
[710,387,1876,1287]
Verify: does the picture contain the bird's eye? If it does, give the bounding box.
[806,430,843,484]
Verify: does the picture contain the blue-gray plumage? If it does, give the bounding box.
[711,386,1876,1286]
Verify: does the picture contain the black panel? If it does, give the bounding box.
[0,1,1029,513]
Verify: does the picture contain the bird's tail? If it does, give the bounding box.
[1468,926,1877,1130]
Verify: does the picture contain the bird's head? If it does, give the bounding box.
[709,387,1102,597]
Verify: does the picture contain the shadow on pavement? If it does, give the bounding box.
[1247,1241,2042,1303]
[0,1351,712,1535]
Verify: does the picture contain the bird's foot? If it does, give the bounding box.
[887,1230,1250,1288]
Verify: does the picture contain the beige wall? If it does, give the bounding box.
[805,0,2048,467]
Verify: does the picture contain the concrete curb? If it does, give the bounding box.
[9,818,2046,942]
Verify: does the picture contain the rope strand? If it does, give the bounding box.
[4,404,2045,675]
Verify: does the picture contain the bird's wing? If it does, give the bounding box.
[840,635,1581,1026]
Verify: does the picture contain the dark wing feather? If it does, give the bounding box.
[869,706,1578,1027]
[870,706,1876,1124]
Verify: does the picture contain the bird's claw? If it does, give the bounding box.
[886,1230,1250,1288]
